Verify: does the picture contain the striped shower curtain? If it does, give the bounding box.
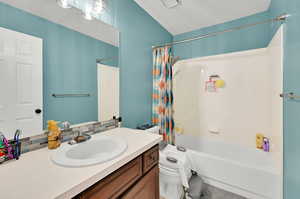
[152,46,175,144]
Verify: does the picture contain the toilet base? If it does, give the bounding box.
[159,174,184,199]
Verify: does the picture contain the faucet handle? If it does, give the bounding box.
[60,121,71,130]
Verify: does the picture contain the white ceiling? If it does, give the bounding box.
[135,0,271,35]
[0,0,119,46]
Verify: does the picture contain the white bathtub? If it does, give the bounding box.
[175,135,281,199]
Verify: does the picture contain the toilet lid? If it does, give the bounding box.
[159,149,189,170]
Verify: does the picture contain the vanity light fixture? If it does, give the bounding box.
[57,0,71,9]
[56,0,104,21]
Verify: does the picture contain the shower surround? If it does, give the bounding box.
[173,27,283,199]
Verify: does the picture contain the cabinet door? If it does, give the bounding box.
[121,165,159,199]
[143,145,159,174]
[78,157,143,199]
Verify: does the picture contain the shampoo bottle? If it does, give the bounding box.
[263,138,270,152]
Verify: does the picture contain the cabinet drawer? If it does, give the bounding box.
[79,156,143,199]
[143,145,159,173]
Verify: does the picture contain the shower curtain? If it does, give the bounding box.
[152,46,175,144]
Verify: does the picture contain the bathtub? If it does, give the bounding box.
[175,135,282,199]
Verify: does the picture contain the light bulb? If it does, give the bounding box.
[83,5,93,20]
[57,0,71,9]
[93,0,103,15]
[84,12,93,20]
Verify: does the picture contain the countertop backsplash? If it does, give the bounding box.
[1,118,121,163]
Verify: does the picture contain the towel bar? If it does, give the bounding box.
[280,92,300,100]
[52,94,90,97]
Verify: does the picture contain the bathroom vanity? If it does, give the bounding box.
[76,145,159,199]
[0,128,162,199]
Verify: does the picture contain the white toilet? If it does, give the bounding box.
[145,126,192,199]
[159,144,192,199]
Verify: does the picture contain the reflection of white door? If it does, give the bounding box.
[0,27,43,139]
[98,64,119,121]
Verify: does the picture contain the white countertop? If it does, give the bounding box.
[0,128,162,199]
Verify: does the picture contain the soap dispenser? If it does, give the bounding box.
[47,120,62,150]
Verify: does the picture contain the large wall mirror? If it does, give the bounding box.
[0,0,120,139]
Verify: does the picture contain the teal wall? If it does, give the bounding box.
[173,11,271,59]
[0,2,118,127]
[0,1,171,129]
[269,0,300,198]
[2,0,300,197]
[113,0,172,128]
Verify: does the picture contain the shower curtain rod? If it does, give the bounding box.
[152,13,289,49]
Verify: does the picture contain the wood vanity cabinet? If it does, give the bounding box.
[120,165,159,199]
[75,145,159,199]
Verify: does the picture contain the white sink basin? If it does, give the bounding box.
[51,135,127,167]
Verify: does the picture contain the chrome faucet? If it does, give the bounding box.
[68,130,91,145]
[60,121,71,131]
